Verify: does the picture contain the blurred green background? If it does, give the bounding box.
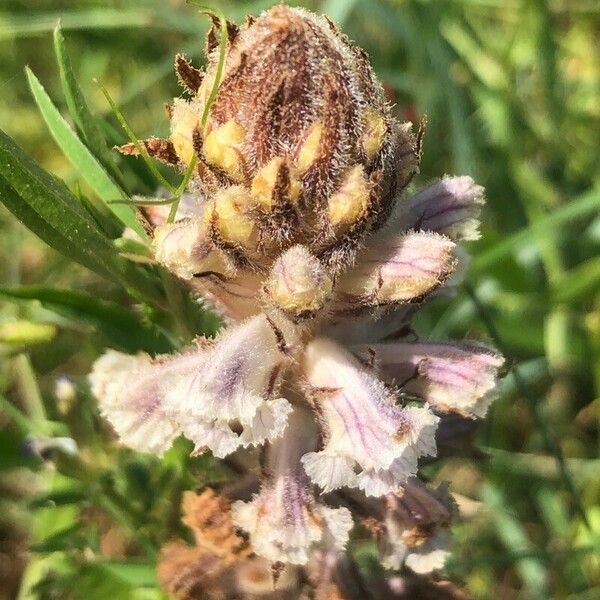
[1,0,599,598]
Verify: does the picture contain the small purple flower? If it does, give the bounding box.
[301,338,438,497]
[232,407,352,565]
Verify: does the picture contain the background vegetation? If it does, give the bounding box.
[1,0,599,598]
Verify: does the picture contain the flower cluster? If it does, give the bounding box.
[90,6,503,596]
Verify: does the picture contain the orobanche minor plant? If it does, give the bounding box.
[6,4,503,598]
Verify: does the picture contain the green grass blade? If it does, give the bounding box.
[470,187,600,274]
[465,283,591,528]
[53,24,108,155]
[26,67,146,239]
[96,81,176,195]
[0,9,198,40]
[53,23,129,192]
[0,286,173,354]
[481,484,548,598]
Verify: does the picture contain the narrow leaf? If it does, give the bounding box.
[0,129,164,305]
[26,67,146,238]
[53,25,109,160]
[53,24,129,192]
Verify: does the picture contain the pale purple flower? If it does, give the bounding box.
[356,341,505,417]
[91,315,293,458]
[232,408,352,565]
[301,338,438,497]
[392,176,485,242]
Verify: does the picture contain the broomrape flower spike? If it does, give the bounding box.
[90,5,504,593]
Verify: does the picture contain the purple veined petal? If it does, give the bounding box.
[171,315,288,425]
[170,315,295,457]
[301,338,439,496]
[356,341,504,417]
[231,407,353,565]
[354,408,439,497]
[89,349,205,455]
[392,176,485,241]
[332,231,456,313]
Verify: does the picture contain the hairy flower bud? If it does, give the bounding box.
[265,245,333,317]
[153,218,226,279]
[334,231,456,313]
[163,5,418,270]
[203,120,247,182]
[206,186,258,250]
[251,156,301,211]
[170,98,200,165]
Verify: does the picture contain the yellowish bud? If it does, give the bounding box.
[265,246,333,316]
[251,157,301,210]
[335,231,456,306]
[296,122,323,173]
[203,120,246,181]
[208,186,257,247]
[362,108,387,163]
[327,165,370,231]
[170,99,200,165]
[153,218,225,279]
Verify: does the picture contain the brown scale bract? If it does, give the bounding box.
[181,489,249,557]
[157,487,299,600]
